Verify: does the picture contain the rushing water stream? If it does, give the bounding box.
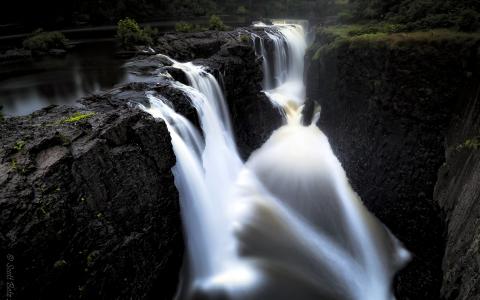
[141,21,410,300]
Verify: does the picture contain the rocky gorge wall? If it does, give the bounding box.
[306,27,480,299]
[434,76,480,299]
[0,29,282,299]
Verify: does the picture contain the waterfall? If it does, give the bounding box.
[141,21,409,300]
[251,21,307,111]
[140,59,244,281]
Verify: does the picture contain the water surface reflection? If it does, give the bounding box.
[0,40,128,116]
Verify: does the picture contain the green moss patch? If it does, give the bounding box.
[60,112,96,124]
[457,137,480,151]
[13,140,26,151]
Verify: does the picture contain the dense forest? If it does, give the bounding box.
[350,0,480,31]
[0,0,338,29]
[1,0,479,32]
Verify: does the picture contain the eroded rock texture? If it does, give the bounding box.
[0,91,183,299]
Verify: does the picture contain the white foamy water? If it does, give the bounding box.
[140,21,409,300]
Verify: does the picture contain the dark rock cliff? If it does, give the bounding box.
[306,28,480,299]
[434,75,480,300]
[0,87,184,299]
[0,28,282,299]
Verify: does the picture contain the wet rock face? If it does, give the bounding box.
[203,42,283,160]
[0,88,184,299]
[306,36,479,299]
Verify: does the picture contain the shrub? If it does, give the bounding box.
[116,18,153,48]
[143,25,159,40]
[22,29,68,52]
[239,34,251,43]
[208,15,228,31]
[175,22,197,33]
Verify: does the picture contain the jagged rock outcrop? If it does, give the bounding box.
[154,29,283,159]
[306,28,480,299]
[199,41,283,159]
[155,31,236,60]
[0,83,186,299]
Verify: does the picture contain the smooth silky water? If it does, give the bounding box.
[141,21,410,300]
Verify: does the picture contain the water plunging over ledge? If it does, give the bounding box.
[141,21,410,300]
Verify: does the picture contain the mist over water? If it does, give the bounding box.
[141,21,409,300]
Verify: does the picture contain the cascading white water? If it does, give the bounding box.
[252,21,307,110]
[140,58,245,277]
[141,21,409,300]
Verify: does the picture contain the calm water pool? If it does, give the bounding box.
[0,40,129,116]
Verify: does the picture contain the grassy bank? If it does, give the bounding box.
[310,24,480,61]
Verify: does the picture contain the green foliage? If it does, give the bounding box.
[116,18,153,48]
[22,29,68,52]
[457,137,480,151]
[173,15,229,32]
[345,23,408,36]
[4,0,344,28]
[208,15,228,31]
[14,140,26,152]
[10,158,26,174]
[239,34,251,44]
[10,159,17,171]
[61,112,96,124]
[143,26,159,40]
[175,22,202,33]
[349,0,480,31]
[311,24,480,61]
